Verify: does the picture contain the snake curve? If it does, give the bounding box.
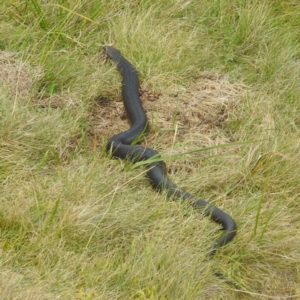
[104,46,240,289]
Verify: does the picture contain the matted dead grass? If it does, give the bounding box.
[0,51,43,101]
[0,51,81,112]
[90,72,247,154]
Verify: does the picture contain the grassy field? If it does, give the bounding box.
[1,0,300,299]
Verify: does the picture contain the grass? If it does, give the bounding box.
[0,0,300,299]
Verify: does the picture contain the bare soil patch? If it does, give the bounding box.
[91,73,246,153]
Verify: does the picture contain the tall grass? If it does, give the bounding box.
[0,0,300,299]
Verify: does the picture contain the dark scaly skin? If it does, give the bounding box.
[105,46,240,289]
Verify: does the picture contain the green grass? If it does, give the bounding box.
[1,0,300,299]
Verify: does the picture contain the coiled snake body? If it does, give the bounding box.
[105,46,239,288]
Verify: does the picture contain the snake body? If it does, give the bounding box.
[105,46,238,285]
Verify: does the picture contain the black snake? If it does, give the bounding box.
[104,46,240,289]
